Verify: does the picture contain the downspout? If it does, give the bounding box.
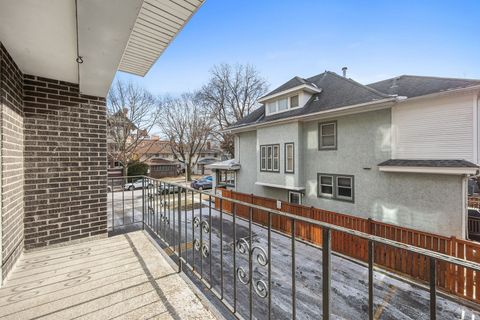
[463,175,468,240]
[0,60,3,285]
[475,91,480,164]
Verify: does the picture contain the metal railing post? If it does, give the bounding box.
[430,257,436,320]
[142,177,145,229]
[368,240,374,320]
[111,178,115,231]
[178,188,182,273]
[322,227,331,320]
[291,219,296,320]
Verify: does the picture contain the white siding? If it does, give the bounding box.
[392,94,474,162]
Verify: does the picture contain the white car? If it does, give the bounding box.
[124,179,153,191]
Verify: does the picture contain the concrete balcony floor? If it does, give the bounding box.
[0,231,217,319]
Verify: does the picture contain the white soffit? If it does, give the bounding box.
[118,0,204,76]
[0,0,78,83]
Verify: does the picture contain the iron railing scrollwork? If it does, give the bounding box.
[236,238,269,298]
[107,176,480,320]
[193,216,210,258]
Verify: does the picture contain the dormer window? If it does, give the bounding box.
[290,95,299,108]
[266,94,301,116]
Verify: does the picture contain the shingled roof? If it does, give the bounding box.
[378,159,478,168]
[367,75,480,98]
[230,72,480,130]
[262,76,313,97]
[231,71,390,128]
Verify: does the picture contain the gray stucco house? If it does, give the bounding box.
[213,71,480,239]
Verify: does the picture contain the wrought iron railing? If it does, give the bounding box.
[107,176,480,320]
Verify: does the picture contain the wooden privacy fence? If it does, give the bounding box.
[216,189,480,304]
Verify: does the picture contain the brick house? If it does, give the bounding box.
[133,136,180,178]
[0,0,202,284]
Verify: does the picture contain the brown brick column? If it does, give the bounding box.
[0,42,24,282]
[23,75,108,249]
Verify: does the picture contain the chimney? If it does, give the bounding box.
[206,141,211,150]
[342,67,348,78]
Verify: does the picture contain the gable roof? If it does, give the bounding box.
[367,75,480,98]
[135,139,172,156]
[230,72,480,130]
[261,76,313,97]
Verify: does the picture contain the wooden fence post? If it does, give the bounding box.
[449,236,457,293]
[368,218,373,235]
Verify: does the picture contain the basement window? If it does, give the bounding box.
[288,191,302,204]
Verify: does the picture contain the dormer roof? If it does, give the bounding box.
[258,76,320,102]
[230,71,390,129]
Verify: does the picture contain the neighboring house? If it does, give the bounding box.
[221,71,480,239]
[133,136,179,178]
[146,158,179,179]
[192,141,226,175]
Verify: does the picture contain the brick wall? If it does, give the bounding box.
[23,76,108,249]
[0,42,24,281]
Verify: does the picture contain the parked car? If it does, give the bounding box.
[157,184,184,195]
[191,176,213,190]
[124,179,153,191]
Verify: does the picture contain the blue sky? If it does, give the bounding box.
[114,0,480,96]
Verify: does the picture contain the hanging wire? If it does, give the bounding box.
[74,0,83,88]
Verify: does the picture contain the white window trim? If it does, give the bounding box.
[267,146,272,170]
[319,121,337,150]
[260,146,266,170]
[288,191,302,204]
[260,144,280,172]
[319,175,334,198]
[285,143,294,173]
[273,145,279,171]
[318,173,354,202]
[336,176,353,201]
[265,94,302,116]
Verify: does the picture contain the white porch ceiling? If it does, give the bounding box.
[0,0,203,97]
[0,0,78,83]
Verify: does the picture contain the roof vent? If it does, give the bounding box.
[342,67,348,77]
[391,77,399,88]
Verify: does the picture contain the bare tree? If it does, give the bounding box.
[107,80,159,175]
[198,64,268,156]
[159,93,212,181]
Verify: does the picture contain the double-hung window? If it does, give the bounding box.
[290,95,299,108]
[260,146,266,170]
[318,173,354,202]
[319,121,337,150]
[260,144,280,172]
[319,175,334,198]
[285,143,294,173]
